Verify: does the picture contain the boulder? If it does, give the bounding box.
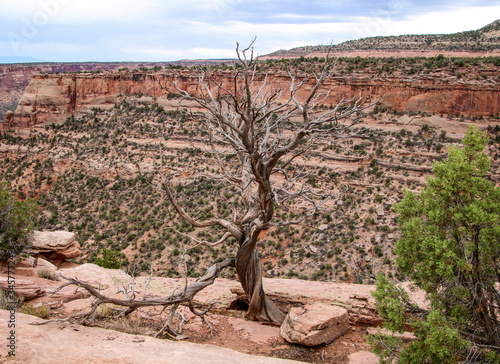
[49,241,81,260]
[30,231,75,251]
[12,257,59,279]
[29,230,81,260]
[16,257,57,271]
[280,303,350,346]
[37,258,58,272]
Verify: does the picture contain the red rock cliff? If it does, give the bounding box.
[12,70,500,128]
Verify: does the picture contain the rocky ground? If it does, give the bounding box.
[0,258,427,363]
[0,311,304,364]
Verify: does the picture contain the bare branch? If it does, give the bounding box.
[34,259,236,337]
[162,179,242,241]
[170,227,234,248]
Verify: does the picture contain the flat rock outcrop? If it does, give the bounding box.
[280,303,350,346]
[0,277,45,300]
[60,263,132,286]
[0,263,428,362]
[16,257,57,271]
[0,310,306,364]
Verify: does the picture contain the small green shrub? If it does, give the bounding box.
[94,249,123,269]
[0,182,38,261]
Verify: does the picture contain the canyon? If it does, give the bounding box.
[6,56,499,132]
[0,22,499,362]
[1,55,499,285]
[0,63,127,122]
[0,59,230,123]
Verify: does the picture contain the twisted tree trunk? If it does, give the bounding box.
[235,233,285,324]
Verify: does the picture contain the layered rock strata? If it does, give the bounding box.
[11,70,500,129]
[29,230,81,261]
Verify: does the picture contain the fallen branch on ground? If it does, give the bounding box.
[33,258,235,339]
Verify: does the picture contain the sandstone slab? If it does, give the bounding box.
[60,263,132,286]
[48,241,81,260]
[30,230,76,251]
[0,310,306,364]
[348,351,379,364]
[0,276,45,300]
[280,303,350,346]
[16,257,57,271]
[31,283,91,306]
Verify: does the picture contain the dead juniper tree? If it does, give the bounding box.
[160,40,375,325]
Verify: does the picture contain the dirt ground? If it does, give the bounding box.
[1,260,417,363]
[85,304,377,364]
[186,315,373,363]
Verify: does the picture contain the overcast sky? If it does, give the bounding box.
[0,0,499,62]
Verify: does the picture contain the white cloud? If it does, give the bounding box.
[270,13,345,21]
[176,19,361,55]
[185,19,359,38]
[1,1,498,61]
[0,0,160,25]
[354,5,500,39]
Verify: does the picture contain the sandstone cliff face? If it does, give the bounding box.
[0,63,124,123]
[11,70,500,128]
[13,72,167,127]
[0,62,187,125]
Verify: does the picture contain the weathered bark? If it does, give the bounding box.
[163,176,286,324]
[235,233,286,324]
